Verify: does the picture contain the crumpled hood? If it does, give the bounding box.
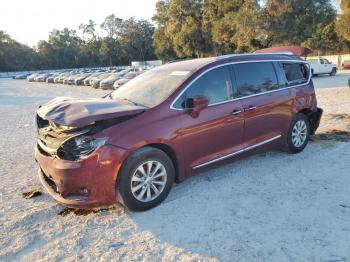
[37,97,146,128]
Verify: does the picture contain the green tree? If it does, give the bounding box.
[204,0,263,53]
[336,0,350,41]
[0,30,38,71]
[165,0,207,58]
[100,14,123,39]
[264,0,337,46]
[79,20,97,40]
[120,18,156,62]
[152,0,178,60]
[303,22,344,52]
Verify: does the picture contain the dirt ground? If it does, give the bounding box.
[0,74,350,261]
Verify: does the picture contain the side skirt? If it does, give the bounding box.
[192,135,282,170]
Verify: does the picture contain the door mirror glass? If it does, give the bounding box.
[186,96,209,118]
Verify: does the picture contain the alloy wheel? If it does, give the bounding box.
[292,120,307,147]
[130,161,167,202]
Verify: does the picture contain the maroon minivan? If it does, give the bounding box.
[35,53,322,211]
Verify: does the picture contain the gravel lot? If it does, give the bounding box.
[0,75,350,261]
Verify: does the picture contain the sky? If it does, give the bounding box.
[0,0,341,47]
[0,0,158,47]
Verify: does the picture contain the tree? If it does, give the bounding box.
[120,18,156,62]
[303,22,344,52]
[152,0,178,60]
[0,30,38,71]
[264,0,337,46]
[100,14,123,39]
[79,20,97,40]
[164,0,207,58]
[336,0,350,41]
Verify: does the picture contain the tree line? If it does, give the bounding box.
[1,0,350,72]
[153,0,350,60]
[0,16,156,72]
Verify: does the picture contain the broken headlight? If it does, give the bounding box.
[58,136,108,161]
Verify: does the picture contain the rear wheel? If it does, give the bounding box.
[117,147,174,211]
[286,113,310,154]
[330,68,337,76]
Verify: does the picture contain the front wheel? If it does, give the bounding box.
[286,113,310,154]
[117,147,174,211]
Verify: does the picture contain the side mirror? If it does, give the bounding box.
[185,96,209,118]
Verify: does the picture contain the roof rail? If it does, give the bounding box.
[217,52,294,60]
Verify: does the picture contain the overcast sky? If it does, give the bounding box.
[0,0,340,47]
[0,0,158,47]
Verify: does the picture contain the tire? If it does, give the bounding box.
[330,68,337,76]
[117,147,175,211]
[286,113,310,154]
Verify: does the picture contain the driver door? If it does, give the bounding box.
[173,65,245,171]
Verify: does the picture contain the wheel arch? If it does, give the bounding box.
[145,143,180,183]
[297,108,322,135]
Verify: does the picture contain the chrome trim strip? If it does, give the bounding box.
[192,134,282,170]
[170,59,311,110]
[217,52,294,60]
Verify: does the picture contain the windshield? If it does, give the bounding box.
[111,67,191,107]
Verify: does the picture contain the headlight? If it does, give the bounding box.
[58,136,108,161]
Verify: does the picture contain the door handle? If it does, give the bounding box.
[246,105,257,111]
[231,109,242,115]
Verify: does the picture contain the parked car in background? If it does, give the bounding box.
[74,73,91,85]
[27,73,39,82]
[46,73,60,83]
[99,72,127,89]
[35,53,322,211]
[13,73,31,79]
[54,73,68,84]
[307,58,337,76]
[91,73,114,88]
[113,72,139,89]
[341,60,350,70]
[36,73,53,82]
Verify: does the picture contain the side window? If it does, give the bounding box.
[173,66,232,108]
[281,62,309,86]
[320,59,325,64]
[234,62,279,97]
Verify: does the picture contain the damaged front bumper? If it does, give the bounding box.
[35,144,126,208]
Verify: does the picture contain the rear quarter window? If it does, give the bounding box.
[281,62,309,86]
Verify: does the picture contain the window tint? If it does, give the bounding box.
[281,63,309,86]
[234,62,279,97]
[173,66,232,108]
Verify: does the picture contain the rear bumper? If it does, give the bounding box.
[35,144,126,208]
[309,107,323,135]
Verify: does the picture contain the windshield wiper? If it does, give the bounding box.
[122,97,145,107]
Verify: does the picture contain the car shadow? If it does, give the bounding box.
[127,149,319,259]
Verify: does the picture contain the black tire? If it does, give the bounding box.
[286,113,310,154]
[330,68,337,76]
[117,147,175,211]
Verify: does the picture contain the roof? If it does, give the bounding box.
[157,53,301,73]
[255,46,313,57]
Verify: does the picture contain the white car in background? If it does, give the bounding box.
[307,58,337,76]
